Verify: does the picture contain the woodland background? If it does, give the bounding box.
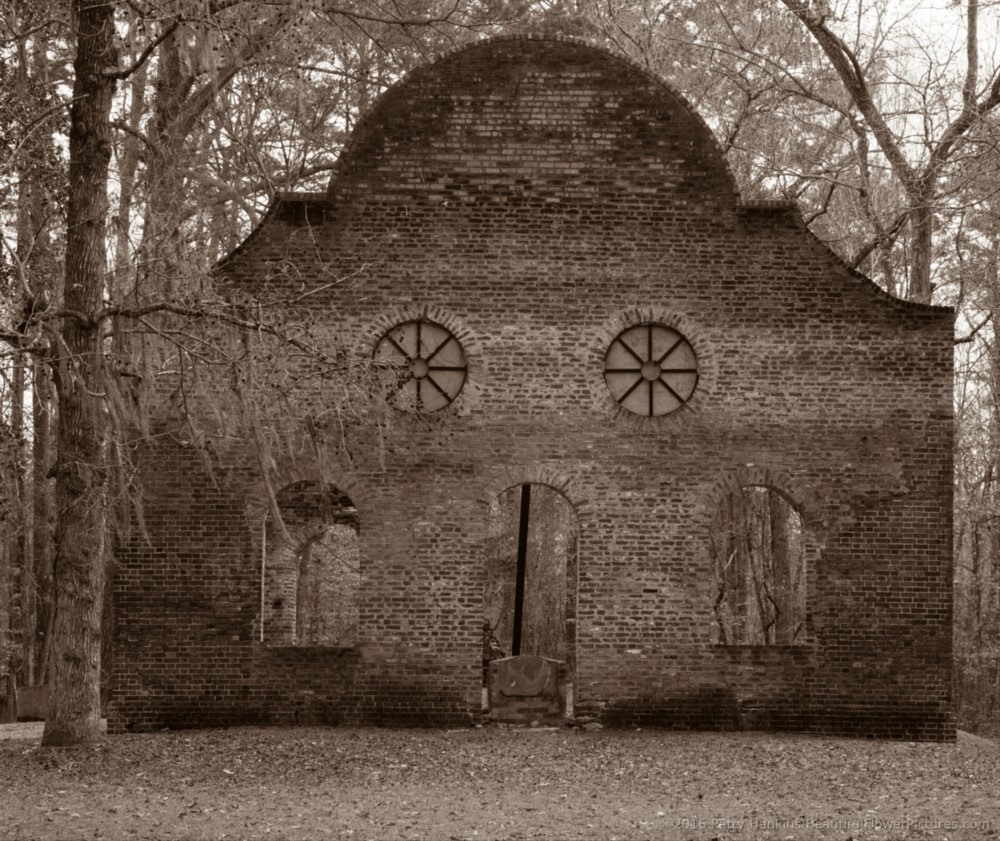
[1,0,999,744]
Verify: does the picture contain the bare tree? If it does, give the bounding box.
[1,0,525,746]
[712,487,805,646]
[39,0,119,746]
[777,0,1000,304]
[7,0,999,741]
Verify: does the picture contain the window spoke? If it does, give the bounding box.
[613,336,645,364]
[656,376,685,404]
[617,374,645,402]
[425,334,454,363]
[604,322,698,417]
[657,337,684,365]
[375,319,467,412]
[384,333,411,360]
[425,374,450,399]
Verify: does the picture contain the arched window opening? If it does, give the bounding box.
[710,486,806,645]
[262,481,359,647]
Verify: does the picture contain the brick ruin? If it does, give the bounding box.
[109,35,956,739]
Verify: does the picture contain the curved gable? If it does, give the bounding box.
[326,34,738,214]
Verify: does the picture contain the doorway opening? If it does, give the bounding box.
[483,483,578,717]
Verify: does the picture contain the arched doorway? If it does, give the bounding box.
[483,483,578,717]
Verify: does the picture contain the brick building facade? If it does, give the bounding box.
[109,35,956,739]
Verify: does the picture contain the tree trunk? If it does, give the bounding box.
[908,200,935,304]
[41,0,118,747]
[983,236,1000,646]
[11,9,39,688]
[295,539,312,644]
[32,359,55,684]
[730,490,749,644]
[9,0,60,689]
[770,492,793,644]
[141,27,192,301]
[0,395,16,720]
[12,355,34,685]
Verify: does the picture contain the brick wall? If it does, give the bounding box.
[110,35,955,739]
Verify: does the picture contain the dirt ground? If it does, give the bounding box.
[1,723,998,841]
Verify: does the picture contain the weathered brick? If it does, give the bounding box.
[109,36,954,740]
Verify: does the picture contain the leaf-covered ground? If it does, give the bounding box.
[1,724,998,840]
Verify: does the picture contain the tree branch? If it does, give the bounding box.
[778,0,919,193]
[847,210,908,270]
[0,15,69,45]
[106,16,185,80]
[956,313,992,345]
[0,99,75,175]
[173,8,296,141]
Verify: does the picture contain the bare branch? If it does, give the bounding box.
[847,210,908,270]
[0,15,69,45]
[0,99,75,175]
[804,180,837,225]
[956,313,992,345]
[106,16,185,80]
[778,0,919,193]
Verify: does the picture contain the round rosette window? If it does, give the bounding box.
[604,323,698,416]
[373,318,468,412]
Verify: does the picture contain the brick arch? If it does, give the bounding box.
[478,466,589,520]
[326,33,739,206]
[366,305,480,356]
[243,467,370,535]
[703,466,822,533]
[589,306,716,422]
